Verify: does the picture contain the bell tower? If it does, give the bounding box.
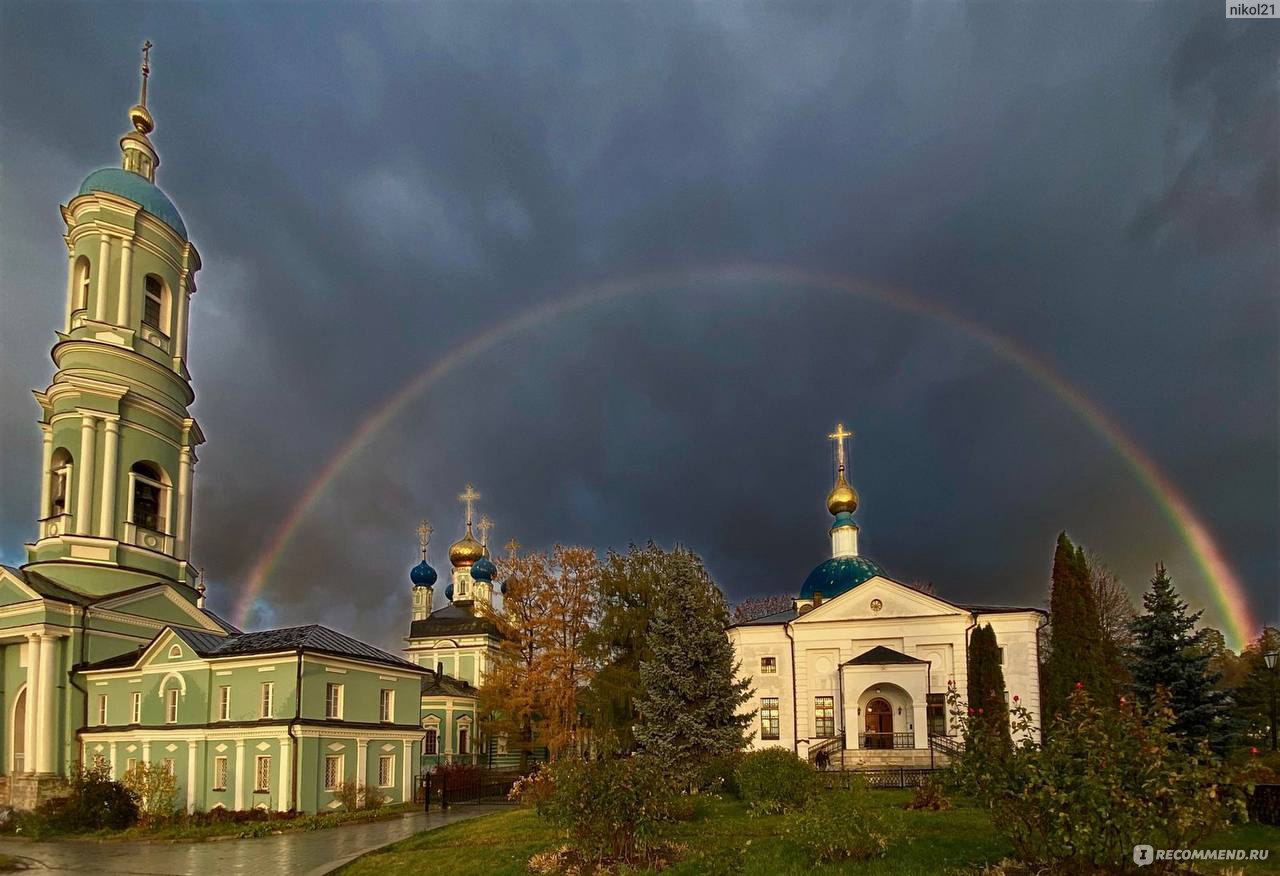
[25,43,204,596]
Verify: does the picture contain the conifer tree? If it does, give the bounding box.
[634,550,752,777]
[967,623,1011,750]
[1130,564,1234,753]
[1043,532,1113,727]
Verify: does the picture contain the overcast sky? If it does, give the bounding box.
[1,2,1275,651]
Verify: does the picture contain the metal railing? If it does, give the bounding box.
[860,731,915,750]
[928,733,964,758]
[823,767,938,789]
[808,735,843,768]
[421,768,522,811]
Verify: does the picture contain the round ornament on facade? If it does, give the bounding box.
[870,598,883,612]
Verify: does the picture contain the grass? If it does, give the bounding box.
[338,791,1280,876]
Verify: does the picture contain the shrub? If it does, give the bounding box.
[508,763,554,806]
[57,759,139,831]
[905,774,952,811]
[332,780,386,811]
[734,748,816,815]
[947,682,1248,872]
[121,762,177,826]
[536,755,677,866]
[696,752,742,795]
[788,788,897,862]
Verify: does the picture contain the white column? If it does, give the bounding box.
[98,418,119,539]
[187,742,198,813]
[278,736,291,811]
[93,236,111,322]
[142,740,150,765]
[38,428,53,523]
[234,739,245,810]
[172,275,190,366]
[175,446,192,559]
[115,239,133,326]
[356,739,368,806]
[109,741,118,778]
[64,252,77,332]
[402,740,412,803]
[36,634,58,773]
[24,635,40,773]
[75,414,96,535]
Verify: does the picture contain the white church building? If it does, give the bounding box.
[728,425,1046,768]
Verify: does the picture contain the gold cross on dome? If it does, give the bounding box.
[505,538,521,558]
[140,40,153,106]
[457,483,481,527]
[827,422,853,473]
[417,519,433,559]
[477,515,494,547]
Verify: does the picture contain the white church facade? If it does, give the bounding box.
[729,425,1046,767]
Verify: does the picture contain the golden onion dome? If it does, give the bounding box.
[826,472,859,515]
[449,526,485,567]
[129,103,155,135]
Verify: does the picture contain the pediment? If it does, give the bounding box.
[0,568,41,607]
[95,584,224,632]
[796,577,969,623]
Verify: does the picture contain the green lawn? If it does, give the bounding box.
[339,792,1280,876]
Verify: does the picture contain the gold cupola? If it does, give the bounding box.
[449,483,486,567]
[825,422,859,515]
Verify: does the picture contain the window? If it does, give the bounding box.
[130,691,141,724]
[998,647,1006,666]
[218,685,230,721]
[495,734,508,756]
[165,688,179,723]
[48,448,72,517]
[323,755,342,790]
[458,727,470,755]
[126,757,137,775]
[325,683,343,719]
[213,756,228,790]
[130,461,168,532]
[260,682,274,718]
[168,645,182,659]
[423,728,438,755]
[814,696,835,738]
[379,689,393,723]
[760,656,777,674]
[255,755,271,792]
[162,757,175,776]
[72,256,90,317]
[927,693,947,737]
[96,694,108,726]
[378,755,393,788]
[760,697,780,740]
[143,275,167,332]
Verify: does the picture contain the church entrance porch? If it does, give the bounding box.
[836,651,935,767]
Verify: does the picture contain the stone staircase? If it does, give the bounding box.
[835,748,936,769]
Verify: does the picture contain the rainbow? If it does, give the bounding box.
[233,265,1258,647]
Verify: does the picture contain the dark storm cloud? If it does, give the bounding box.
[1,2,1275,650]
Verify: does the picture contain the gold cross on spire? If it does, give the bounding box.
[140,40,153,107]
[477,515,494,547]
[505,538,521,558]
[827,422,853,475]
[458,483,481,528]
[417,519,433,560]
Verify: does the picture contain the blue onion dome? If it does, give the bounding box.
[445,582,454,600]
[799,555,886,600]
[410,560,437,588]
[77,168,187,239]
[471,556,496,582]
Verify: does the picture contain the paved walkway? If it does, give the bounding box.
[0,805,503,876]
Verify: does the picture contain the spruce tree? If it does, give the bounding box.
[1130,564,1234,753]
[967,624,1011,750]
[634,550,753,776]
[1043,532,1113,727]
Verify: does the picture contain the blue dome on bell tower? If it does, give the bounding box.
[410,560,437,588]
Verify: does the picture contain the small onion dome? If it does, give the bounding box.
[445,582,454,600]
[129,103,155,135]
[410,560,437,588]
[449,528,485,567]
[826,472,859,515]
[471,556,496,582]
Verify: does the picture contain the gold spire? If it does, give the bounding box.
[129,40,155,135]
[504,537,521,559]
[417,519,433,561]
[477,515,494,550]
[449,484,485,566]
[825,422,859,515]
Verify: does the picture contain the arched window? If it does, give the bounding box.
[48,448,73,518]
[143,275,170,335]
[72,256,91,320]
[129,461,170,533]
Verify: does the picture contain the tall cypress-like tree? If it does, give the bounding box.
[1043,532,1113,727]
[634,550,752,776]
[967,624,1011,750]
[1130,564,1233,753]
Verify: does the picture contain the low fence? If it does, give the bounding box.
[1246,784,1280,826]
[821,766,937,790]
[421,768,522,811]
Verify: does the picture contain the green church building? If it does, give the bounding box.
[0,46,499,812]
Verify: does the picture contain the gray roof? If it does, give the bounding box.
[409,603,501,639]
[956,603,1045,615]
[420,669,478,698]
[728,607,798,628]
[845,645,929,666]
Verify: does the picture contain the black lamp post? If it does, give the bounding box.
[1264,646,1279,752]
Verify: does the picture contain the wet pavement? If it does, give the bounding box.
[0,804,502,875]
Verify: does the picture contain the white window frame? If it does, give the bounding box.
[162,757,175,776]
[423,727,438,755]
[255,755,271,793]
[126,757,138,775]
[325,683,343,719]
[164,687,179,724]
[323,754,343,791]
[213,756,228,790]
[168,644,182,659]
[218,685,230,721]
[96,693,108,726]
[127,467,172,535]
[130,691,141,724]
[142,275,170,335]
[760,656,777,674]
[260,682,274,719]
[379,689,393,723]
[377,755,393,788]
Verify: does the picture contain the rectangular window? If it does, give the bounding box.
[423,728,438,755]
[126,757,137,775]
[213,756,228,790]
[165,688,179,724]
[496,734,508,756]
[260,682,274,719]
[325,683,343,719]
[760,656,777,674]
[378,755,393,788]
[143,276,163,329]
[218,685,230,721]
[760,697,780,740]
[927,693,947,737]
[97,694,108,726]
[458,727,469,755]
[131,691,141,724]
[814,696,835,738]
[998,647,1006,666]
[379,689,393,723]
[324,754,342,790]
[255,755,271,792]
[162,757,175,776]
